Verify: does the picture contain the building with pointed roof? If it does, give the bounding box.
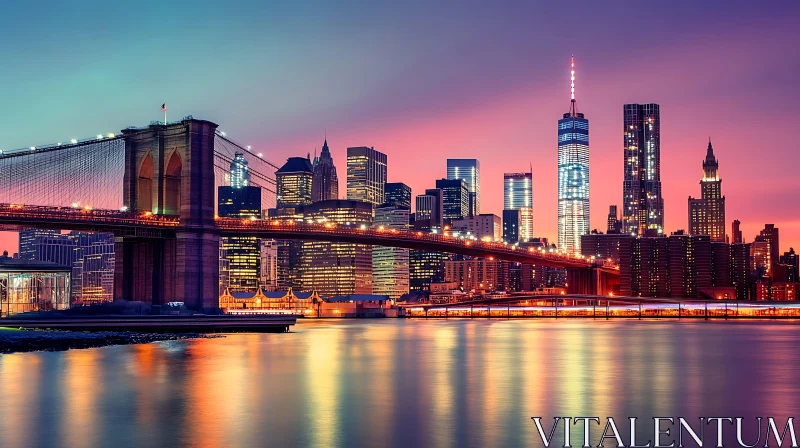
[311,139,339,202]
[688,139,726,242]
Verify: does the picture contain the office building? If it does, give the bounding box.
[581,232,627,263]
[622,103,664,235]
[372,205,410,299]
[730,243,752,300]
[444,259,500,292]
[756,224,780,275]
[347,146,387,206]
[260,239,279,291]
[410,250,448,291]
[778,248,799,282]
[607,205,621,234]
[435,178,469,224]
[276,156,314,208]
[384,182,412,209]
[18,229,115,304]
[502,209,520,244]
[451,214,501,240]
[504,171,534,241]
[688,140,726,242]
[415,188,443,229]
[218,153,262,292]
[298,200,373,297]
[668,232,712,299]
[447,159,480,216]
[311,139,339,202]
[558,57,590,254]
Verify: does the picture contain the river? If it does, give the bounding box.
[1,319,799,447]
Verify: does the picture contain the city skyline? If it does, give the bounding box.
[0,2,798,252]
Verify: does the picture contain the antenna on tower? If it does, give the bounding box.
[569,55,577,117]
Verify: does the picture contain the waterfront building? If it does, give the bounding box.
[668,232,712,299]
[219,287,322,315]
[751,240,771,276]
[502,209,520,244]
[372,204,410,300]
[444,259,499,292]
[384,182,412,209]
[410,250,448,291]
[298,200,373,297]
[447,159,480,216]
[451,213,502,240]
[311,139,339,202]
[435,178,469,224]
[558,57,590,254]
[504,171,534,241]
[347,146,387,206]
[276,156,314,208]
[688,140,726,242]
[622,103,664,235]
[779,248,798,282]
[17,229,115,304]
[0,252,71,317]
[218,153,262,292]
[415,188,443,229]
[219,244,230,296]
[619,235,670,297]
[607,205,621,234]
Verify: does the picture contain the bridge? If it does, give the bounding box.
[0,117,618,309]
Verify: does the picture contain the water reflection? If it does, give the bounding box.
[1,320,799,448]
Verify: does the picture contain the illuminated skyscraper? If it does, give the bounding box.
[276,156,314,208]
[373,205,410,299]
[622,103,664,235]
[347,146,387,206]
[385,182,412,209]
[504,171,533,241]
[447,159,480,216]
[218,153,262,292]
[298,200,373,297]
[688,139,726,242]
[415,188,443,229]
[311,139,339,202]
[557,56,590,254]
[435,178,469,224]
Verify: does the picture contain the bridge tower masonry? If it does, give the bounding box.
[116,119,220,309]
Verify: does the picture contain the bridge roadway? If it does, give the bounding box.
[0,203,619,271]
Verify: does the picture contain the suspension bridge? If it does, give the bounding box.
[0,117,618,309]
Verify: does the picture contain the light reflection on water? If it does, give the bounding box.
[1,319,799,448]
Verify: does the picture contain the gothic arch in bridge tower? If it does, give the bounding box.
[163,151,182,216]
[137,153,154,213]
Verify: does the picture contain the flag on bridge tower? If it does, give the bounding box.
[161,104,167,125]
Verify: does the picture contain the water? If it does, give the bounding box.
[1,319,799,448]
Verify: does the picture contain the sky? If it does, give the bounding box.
[1,1,799,253]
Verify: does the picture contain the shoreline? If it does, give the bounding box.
[0,327,217,355]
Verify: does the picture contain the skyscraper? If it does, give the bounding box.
[218,153,262,291]
[384,182,412,209]
[435,178,469,224]
[311,139,339,202]
[276,156,314,208]
[622,103,664,235]
[298,200,374,297]
[347,146,387,206]
[373,205,410,299]
[688,140,726,242]
[756,224,780,275]
[732,220,743,244]
[607,205,620,234]
[447,159,480,216]
[503,171,534,241]
[415,189,443,230]
[502,209,520,244]
[557,56,590,254]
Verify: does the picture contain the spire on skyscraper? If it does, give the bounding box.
[569,55,578,117]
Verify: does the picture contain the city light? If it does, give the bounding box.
[70,139,78,144]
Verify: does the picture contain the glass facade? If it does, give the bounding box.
[372,205,410,299]
[622,103,663,235]
[446,159,480,216]
[347,147,387,206]
[558,113,590,254]
[384,182,412,209]
[1,256,71,317]
[415,189,443,229]
[504,172,534,241]
[276,157,314,208]
[435,178,469,224]
[298,200,374,297]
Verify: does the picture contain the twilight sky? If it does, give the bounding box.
[1,1,799,253]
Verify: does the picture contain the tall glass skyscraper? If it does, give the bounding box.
[622,103,663,235]
[557,57,590,254]
[446,159,480,216]
[347,146,387,206]
[503,171,533,241]
[372,205,410,299]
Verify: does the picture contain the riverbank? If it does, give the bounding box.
[0,327,215,354]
